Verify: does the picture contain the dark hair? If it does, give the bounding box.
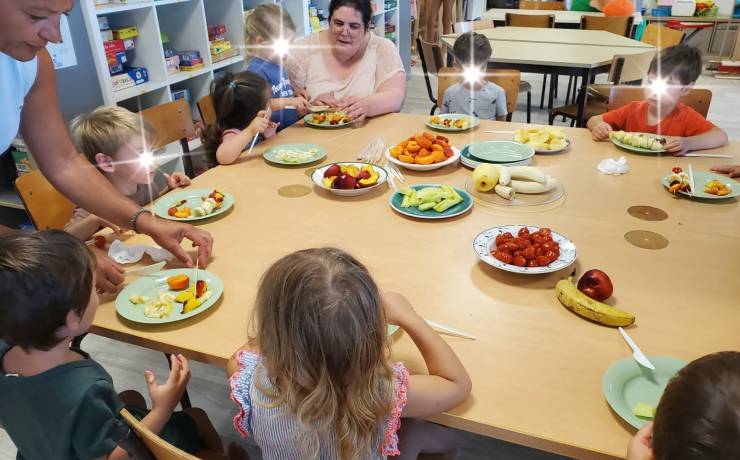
[201,71,270,167]
[652,351,740,460]
[328,0,372,30]
[0,230,96,351]
[648,44,702,85]
[452,32,492,67]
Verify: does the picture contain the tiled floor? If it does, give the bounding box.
[2,59,738,460]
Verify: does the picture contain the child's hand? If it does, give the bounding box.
[248,111,270,136]
[263,121,279,139]
[626,422,653,460]
[164,172,191,189]
[145,354,190,412]
[710,164,740,178]
[663,137,690,156]
[382,291,420,327]
[290,96,310,114]
[591,122,613,141]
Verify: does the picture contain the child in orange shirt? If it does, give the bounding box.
[588,45,728,156]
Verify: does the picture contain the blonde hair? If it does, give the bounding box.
[70,106,154,164]
[244,4,296,57]
[251,248,393,459]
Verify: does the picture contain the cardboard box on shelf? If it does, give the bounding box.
[179,57,203,67]
[208,24,226,41]
[100,29,113,41]
[177,50,201,62]
[107,51,127,75]
[111,67,148,92]
[112,26,139,40]
[165,55,180,74]
[211,47,239,63]
[104,38,135,55]
[209,39,231,55]
[172,88,191,101]
[98,16,110,30]
[179,63,205,72]
[10,138,37,177]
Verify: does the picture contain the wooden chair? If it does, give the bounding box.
[416,37,446,115]
[549,49,656,125]
[519,0,565,10]
[451,19,494,33]
[140,99,196,177]
[641,24,683,49]
[608,87,712,117]
[14,170,75,230]
[505,13,555,112]
[196,95,217,127]
[437,67,521,121]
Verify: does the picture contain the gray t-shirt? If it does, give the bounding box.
[442,81,507,120]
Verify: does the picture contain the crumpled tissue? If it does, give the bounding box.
[597,156,629,175]
[108,240,173,264]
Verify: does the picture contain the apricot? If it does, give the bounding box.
[431,144,443,152]
[436,140,450,149]
[399,141,409,149]
[443,148,454,158]
[431,150,446,163]
[422,131,435,141]
[390,147,401,158]
[399,154,415,164]
[415,135,433,150]
[415,155,435,165]
[167,275,190,291]
[406,144,420,153]
[417,148,431,157]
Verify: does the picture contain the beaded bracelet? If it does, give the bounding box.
[129,208,149,234]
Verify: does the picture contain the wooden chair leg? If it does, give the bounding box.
[164,353,192,409]
[565,76,573,105]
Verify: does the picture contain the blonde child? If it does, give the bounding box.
[66,106,191,241]
[245,4,309,130]
[227,247,471,459]
[588,45,728,156]
[626,351,740,460]
[201,71,277,166]
[0,231,223,459]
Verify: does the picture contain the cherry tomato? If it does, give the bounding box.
[513,250,522,258]
[93,235,106,249]
[544,250,557,263]
[672,166,683,174]
[195,280,206,298]
[539,228,552,237]
[532,235,544,245]
[527,259,538,267]
[500,242,519,253]
[522,246,536,260]
[535,246,544,257]
[536,255,549,266]
[498,252,513,264]
[512,255,526,266]
[495,234,507,246]
[513,237,532,248]
[518,227,530,236]
[541,241,556,252]
[167,207,177,217]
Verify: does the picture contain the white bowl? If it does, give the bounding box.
[385,146,461,171]
[311,162,388,197]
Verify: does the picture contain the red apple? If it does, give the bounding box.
[323,164,341,178]
[332,173,357,190]
[577,269,614,301]
[357,169,371,180]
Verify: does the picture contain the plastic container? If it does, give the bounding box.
[651,5,672,15]
[9,138,37,177]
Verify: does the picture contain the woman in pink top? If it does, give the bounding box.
[286,0,406,121]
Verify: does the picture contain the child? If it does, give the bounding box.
[0,231,223,459]
[201,71,278,166]
[626,351,740,460]
[588,45,728,156]
[227,247,471,459]
[245,4,309,130]
[66,106,191,240]
[711,164,740,178]
[442,32,507,121]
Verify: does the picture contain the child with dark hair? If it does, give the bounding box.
[442,32,507,121]
[588,45,728,155]
[0,231,223,460]
[626,351,740,460]
[201,71,278,166]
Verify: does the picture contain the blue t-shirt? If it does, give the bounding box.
[0,53,38,152]
[246,57,299,130]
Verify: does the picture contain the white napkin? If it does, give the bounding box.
[108,240,173,264]
[597,156,629,175]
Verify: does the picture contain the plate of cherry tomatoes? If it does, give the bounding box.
[473,225,577,274]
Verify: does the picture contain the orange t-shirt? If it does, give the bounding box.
[602,101,715,137]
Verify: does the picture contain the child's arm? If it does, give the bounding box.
[216,111,270,165]
[65,214,115,241]
[587,114,613,141]
[710,164,740,178]
[162,172,191,192]
[664,127,728,156]
[383,292,472,418]
[226,343,252,377]
[271,96,309,114]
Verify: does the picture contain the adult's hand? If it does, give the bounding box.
[137,213,213,268]
[91,246,125,293]
[710,164,740,178]
[312,92,340,108]
[338,96,368,121]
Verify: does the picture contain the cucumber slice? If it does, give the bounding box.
[433,198,460,212]
[418,201,436,211]
[633,403,655,419]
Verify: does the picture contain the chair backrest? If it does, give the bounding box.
[608,49,656,84]
[15,170,75,230]
[608,87,712,117]
[120,409,199,460]
[641,24,683,49]
[452,19,495,33]
[519,0,565,10]
[196,95,217,127]
[140,99,195,149]
[416,37,444,76]
[437,67,520,116]
[505,13,555,28]
[580,15,634,37]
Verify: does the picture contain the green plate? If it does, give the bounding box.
[602,356,686,429]
[153,188,234,221]
[661,170,740,200]
[466,141,535,163]
[116,268,224,324]
[610,133,666,154]
[303,112,351,129]
[263,143,326,165]
[390,184,473,220]
[426,114,480,132]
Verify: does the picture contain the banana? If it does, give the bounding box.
[497,165,511,186]
[472,164,499,192]
[494,184,515,200]
[507,166,546,184]
[510,175,558,194]
[555,277,635,327]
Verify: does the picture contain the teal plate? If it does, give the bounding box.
[602,356,686,429]
[460,145,532,167]
[426,114,480,132]
[153,188,234,222]
[390,184,473,220]
[466,141,535,163]
[610,133,666,154]
[661,170,739,200]
[303,112,351,129]
[263,143,327,165]
[116,268,224,324]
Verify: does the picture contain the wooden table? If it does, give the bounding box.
[440,28,654,127]
[93,114,740,459]
[483,8,644,25]
[644,15,739,59]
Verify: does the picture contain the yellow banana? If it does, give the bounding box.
[555,277,635,327]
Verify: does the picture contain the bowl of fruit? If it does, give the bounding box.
[304,111,351,128]
[426,114,479,132]
[311,162,388,197]
[609,131,666,154]
[386,131,460,171]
